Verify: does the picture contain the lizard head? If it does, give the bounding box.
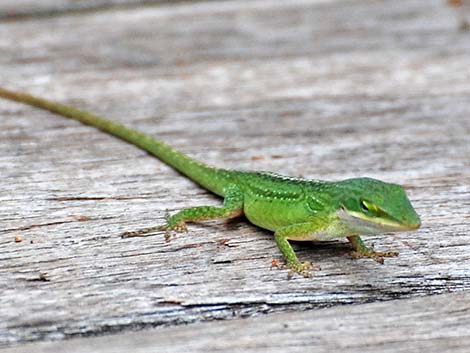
[337,177,421,235]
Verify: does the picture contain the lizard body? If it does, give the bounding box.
[0,87,421,277]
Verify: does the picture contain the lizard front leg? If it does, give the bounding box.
[274,221,326,278]
[347,235,398,264]
[122,185,244,239]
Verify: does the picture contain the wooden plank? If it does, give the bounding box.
[6,291,470,353]
[0,1,196,20]
[1,0,470,348]
[0,0,334,20]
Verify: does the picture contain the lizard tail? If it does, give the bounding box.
[0,87,229,196]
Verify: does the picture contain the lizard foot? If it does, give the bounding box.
[163,223,188,242]
[122,222,188,240]
[121,225,167,238]
[350,250,399,264]
[121,209,188,239]
[284,261,321,279]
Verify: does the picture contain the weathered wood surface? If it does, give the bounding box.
[1,0,469,350]
[6,290,470,353]
[0,0,192,20]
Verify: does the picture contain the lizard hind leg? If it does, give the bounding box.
[121,185,244,239]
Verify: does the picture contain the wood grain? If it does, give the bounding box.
[5,290,470,353]
[1,0,469,350]
[0,0,196,20]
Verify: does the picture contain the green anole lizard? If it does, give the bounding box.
[0,87,421,277]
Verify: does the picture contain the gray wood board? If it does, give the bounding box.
[5,291,470,353]
[1,0,470,349]
[0,0,203,20]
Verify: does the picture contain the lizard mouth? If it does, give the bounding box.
[339,209,421,234]
[368,217,420,231]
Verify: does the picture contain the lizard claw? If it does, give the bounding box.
[121,225,166,238]
[122,219,188,240]
[351,250,399,264]
[164,222,188,242]
[284,261,321,279]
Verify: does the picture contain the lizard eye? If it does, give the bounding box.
[360,200,369,212]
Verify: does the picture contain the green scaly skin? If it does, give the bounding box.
[0,87,421,277]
